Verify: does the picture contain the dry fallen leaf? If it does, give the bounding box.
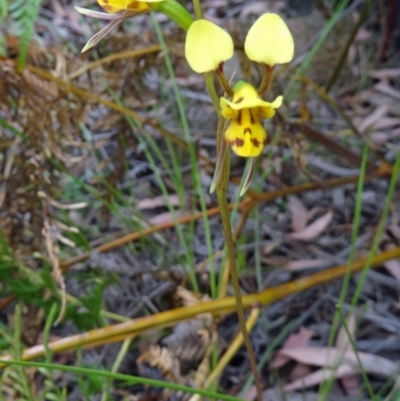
[383,258,400,281]
[288,210,333,241]
[137,194,181,210]
[388,225,400,241]
[284,259,327,271]
[340,374,360,396]
[270,327,314,369]
[278,346,398,378]
[382,243,400,280]
[288,196,308,232]
[149,210,186,225]
[375,82,400,101]
[369,68,400,79]
[358,104,388,133]
[283,364,359,392]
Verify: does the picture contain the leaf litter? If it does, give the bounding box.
[1,0,400,400]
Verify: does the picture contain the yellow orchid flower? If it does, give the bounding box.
[76,0,164,52]
[245,13,294,66]
[185,19,234,73]
[221,81,282,157]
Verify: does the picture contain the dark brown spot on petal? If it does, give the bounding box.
[234,97,244,104]
[244,127,252,135]
[249,109,255,125]
[251,138,261,147]
[235,138,244,147]
[237,110,242,125]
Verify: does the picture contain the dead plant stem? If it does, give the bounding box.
[3,245,400,369]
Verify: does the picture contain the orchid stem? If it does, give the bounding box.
[204,52,262,401]
[216,158,262,401]
[204,72,220,112]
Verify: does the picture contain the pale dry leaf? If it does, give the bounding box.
[284,259,327,271]
[369,68,400,79]
[371,117,400,130]
[375,82,400,101]
[358,104,388,133]
[371,132,389,144]
[288,210,333,241]
[241,386,258,401]
[262,240,282,255]
[388,225,400,241]
[340,374,360,396]
[270,327,314,369]
[355,27,371,42]
[288,196,308,232]
[289,363,313,382]
[137,194,181,210]
[176,286,202,307]
[306,207,326,222]
[278,346,398,378]
[383,259,400,281]
[283,364,359,392]
[383,243,400,280]
[149,210,186,225]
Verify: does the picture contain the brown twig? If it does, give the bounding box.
[57,163,392,272]
[3,245,400,369]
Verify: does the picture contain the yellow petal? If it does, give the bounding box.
[224,109,266,157]
[185,19,234,73]
[257,95,283,118]
[221,106,238,119]
[244,13,294,66]
[221,81,283,118]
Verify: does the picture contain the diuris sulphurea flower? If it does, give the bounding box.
[76,0,194,53]
[76,0,162,52]
[184,13,293,159]
[221,81,282,157]
[189,13,294,194]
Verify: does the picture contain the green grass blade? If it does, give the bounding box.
[0,360,246,401]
